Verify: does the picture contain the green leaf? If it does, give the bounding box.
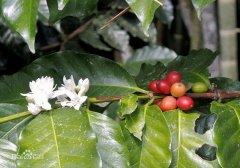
[180,69,211,88]
[125,45,177,76]
[164,110,219,168]
[0,103,33,145]
[210,77,240,91]
[211,100,240,168]
[166,49,218,73]
[79,25,112,51]
[0,0,40,53]
[123,106,172,168]
[17,108,101,167]
[103,102,120,120]
[95,16,130,51]
[0,139,17,168]
[0,51,143,105]
[125,105,146,140]
[119,94,138,117]
[125,0,162,34]
[88,111,131,168]
[135,62,166,89]
[192,0,216,18]
[117,17,149,42]
[47,0,98,23]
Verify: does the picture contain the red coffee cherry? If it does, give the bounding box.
[177,96,194,111]
[149,80,159,93]
[157,79,171,94]
[166,71,181,85]
[159,96,177,112]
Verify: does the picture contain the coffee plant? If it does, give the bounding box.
[0,0,239,168]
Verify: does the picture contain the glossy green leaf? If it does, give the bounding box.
[125,106,145,140]
[155,2,174,28]
[125,0,162,34]
[164,110,219,168]
[38,0,50,22]
[135,62,166,89]
[17,108,101,167]
[166,49,218,73]
[0,0,40,53]
[89,111,130,168]
[0,139,17,168]
[125,45,177,76]
[0,51,143,105]
[211,100,240,168]
[180,69,211,88]
[0,104,33,145]
[47,0,98,23]
[210,77,240,91]
[192,0,216,18]
[123,106,172,168]
[119,94,138,117]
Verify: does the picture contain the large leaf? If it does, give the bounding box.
[125,105,146,140]
[211,100,240,168]
[0,103,33,145]
[0,139,17,168]
[123,106,172,168]
[191,0,216,17]
[47,0,98,23]
[0,51,143,105]
[0,0,40,53]
[166,49,218,73]
[58,0,69,10]
[125,0,162,34]
[164,110,219,167]
[88,111,130,168]
[135,62,166,89]
[125,45,177,76]
[17,108,101,167]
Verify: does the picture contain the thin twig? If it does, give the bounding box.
[98,7,130,31]
[60,18,94,50]
[40,18,94,51]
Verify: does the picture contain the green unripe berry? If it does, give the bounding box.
[191,82,208,93]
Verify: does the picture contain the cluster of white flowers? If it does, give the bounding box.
[21,76,89,115]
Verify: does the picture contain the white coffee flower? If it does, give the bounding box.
[54,75,89,110]
[21,76,56,115]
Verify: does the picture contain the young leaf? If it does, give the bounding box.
[164,110,220,168]
[125,0,162,34]
[0,139,17,168]
[122,106,172,168]
[0,103,33,145]
[192,0,216,18]
[0,0,40,53]
[125,106,146,140]
[119,94,138,117]
[88,111,131,168]
[0,51,143,105]
[211,100,240,168]
[17,108,101,167]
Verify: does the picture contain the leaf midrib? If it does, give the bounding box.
[50,111,61,168]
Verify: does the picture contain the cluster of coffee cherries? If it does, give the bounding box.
[149,71,194,112]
